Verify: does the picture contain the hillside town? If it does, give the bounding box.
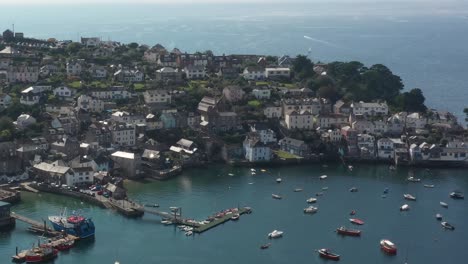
[0,28,467,189]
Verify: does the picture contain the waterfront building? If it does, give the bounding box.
[0,201,15,230]
[111,151,138,178]
[278,137,308,157]
[357,134,376,157]
[410,140,468,164]
[33,161,73,185]
[341,126,359,156]
[320,129,342,143]
[243,132,272,162]
[377,138,406,159]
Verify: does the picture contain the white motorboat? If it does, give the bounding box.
[403,194,416,201]
[185,231,193,236]
[304,206,318,214]
[407,176,421,182]
[250,168,256,172]
[251,172,256,175]
[440,201,448,208]
[272,194,282,200]
[306,197,317,203]
[441,221,455,230]
[228,173,234,176]
[424,184,435,188]
[294,188,303,192]
[276,178,282,183]
[348,165,353,171]
[319,175,328,180]
[322,187,329,191]
[400,204,410,211]
[349,187,358,192]
[161,220,172,225]
[436,214,442,220]
[268,230,284,238]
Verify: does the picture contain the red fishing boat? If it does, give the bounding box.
[25,245,58,263]
[336,226,361,236]
[380,239,397,255]
[54,239,74,251]
[318,248,340,261]
[349,218,364,225]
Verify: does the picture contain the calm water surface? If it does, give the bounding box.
[1,164,467,263]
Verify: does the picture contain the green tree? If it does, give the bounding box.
[464,108,468,122]
[395,88,427,112]
[66,42,82,54]
[292,55,315,79]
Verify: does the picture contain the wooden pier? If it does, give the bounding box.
[10,212,62,237]
[12,234,79,262]
[194,207,252,233]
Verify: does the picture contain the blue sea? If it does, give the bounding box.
[1,2,467,122]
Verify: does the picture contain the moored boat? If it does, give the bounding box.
[380,239,397,255]
[440,201,448,208]
[407,176,421,182]
[319,175,328,180]
[400,204,410,211]
[231,214,240,221]
[260,243,271,249]
[185,231,193,236]
[268,230,283,238]
[349,187,358,192]
[424,184,435,188]
[276,178,282,183]
[403,194,416,201]
[25,245,58,263]
[303,206,318,214]
[294,188,303,192]
[349,218,364,225]
[53,239,74,251]
[306,197,317,203]
[450,191,464,199]
[316,192,324,196]
[48,209,95,239]
[322,186,329,191]
[436,214,443,220]
[318,248,340,261]
[441,221,455,230]
[336,226,361,236]
[272,194,282,200]
[348,165,353,171]
[383,187,389,194]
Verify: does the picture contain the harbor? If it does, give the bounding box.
[1,164,468,263]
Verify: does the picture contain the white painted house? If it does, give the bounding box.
[252,88,271,100]
[265,67,290,79]
[242,66,265,80]
[77,95,104,112]
[183,65,206,79]
[243,133,272,162]
[53,86,75,99]
[351,101,389,116]
[249,124,277,144]
[357,134,375,157]
[264,106,282,119]
[143,90,172,104]
[111,122,136,147]
[285,110,314,130]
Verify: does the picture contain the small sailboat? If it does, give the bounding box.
[319,175,328,180]
[424,184,435,188]
[400,204,410,211]
[306,197,317,203]
[349,187,358,192]
[276,178,282,183]
[272,194,282,200]
[403,194,416,201]
[250,168,256,172]
[435,214,443,220]
[261,169,267,172]
[294,188,303,192]
[161,220,172,225]
[322,186,329,191]
[228,173,234,176]
[440,201,448,208]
